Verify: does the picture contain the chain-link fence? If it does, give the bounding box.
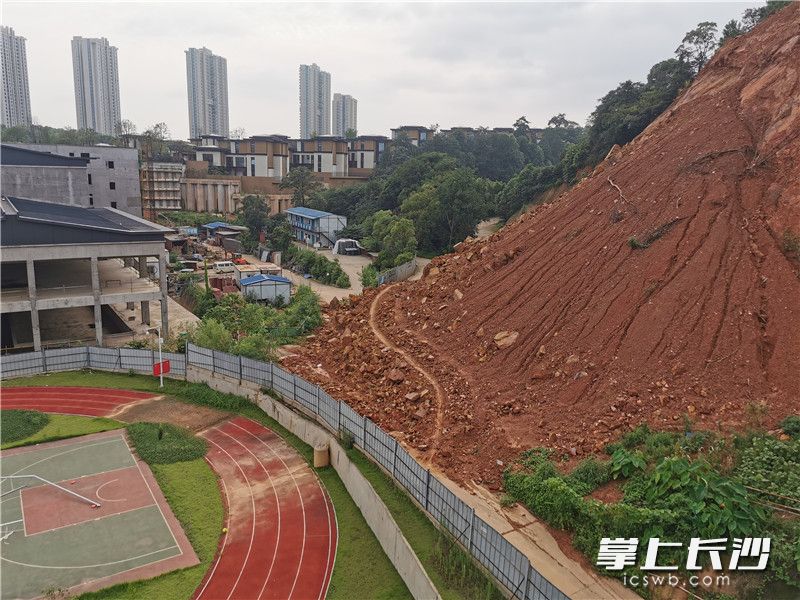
[1,343,569,600]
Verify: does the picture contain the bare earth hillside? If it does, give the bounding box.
[284,6,800,487]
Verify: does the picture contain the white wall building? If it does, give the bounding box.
[332,93,357,137]
[299,63,331,139]
[71,37,121,136]
[186,47,229,139]
[1,26,32,127]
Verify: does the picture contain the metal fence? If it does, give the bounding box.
[0,343,568,600]
[377,257,418,285]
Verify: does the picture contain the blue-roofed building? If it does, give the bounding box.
[238,273,291,303]
[286,207,347,248]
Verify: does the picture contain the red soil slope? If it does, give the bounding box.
[285,6,800,486]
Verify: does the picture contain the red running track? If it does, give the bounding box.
[195,416,337,600]
[0,386,154,416]
[0,387,338,600]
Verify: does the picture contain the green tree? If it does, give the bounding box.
[236,195,270,238]
[192,319,233,352]
[742,1,791,29]
[278,167,324,207]
[344,128,358,139]
[401,169,493,253]
[377,218,417,269]
[379,152,458,211]
[719,19,744,45]
[675,21,719,73]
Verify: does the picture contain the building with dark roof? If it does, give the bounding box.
[1,144,90,207]
[1,196,172,351]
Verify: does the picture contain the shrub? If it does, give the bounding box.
[563,457,612,495]
[0,410,49,443]
[780,415,800,439]
[339,428,354,450]
[610,448,646,479]
[126,422,207,464]
[284,246,351,287]
[735,435,800,510]
[644,457,766,538]
[361,265,379,288]
[525,477,584,529]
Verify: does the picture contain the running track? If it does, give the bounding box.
[0,386,338,600]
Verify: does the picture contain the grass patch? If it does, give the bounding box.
[346,448,504,600]
[1,413,122,449]
[126,422,207,464]
[0,409,49,443]
[3,371,411,600]
[78,458,223,600]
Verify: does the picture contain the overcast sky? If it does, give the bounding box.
[4,1,758,140]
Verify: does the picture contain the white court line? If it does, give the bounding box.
[119,435,181,554]
[229,420,309,600]
[7,436,128,477]
[0,545,178,569]
[94,479,123,502]
[320,476,338,600]
[214,425,282,600]
[0,519,22,526]
[193,457,230,600]
[198,431,257,600]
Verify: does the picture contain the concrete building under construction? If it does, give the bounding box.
[0,196,171,351]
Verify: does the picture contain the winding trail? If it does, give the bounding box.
[0,386,337,600]
[369,284,446,462]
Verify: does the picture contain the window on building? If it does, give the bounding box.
[69,152,75,157]
[89,194,94,206]
[251,163,255,176]
[111,201,117,209]
[250,142,255,153]
[360,143,365,150]
[317,155,322,172]
[109,182,116,190]
[316,142,322,151]
[81,152,90,158]
[88,174,92,185]
[107,160,115,168]
[360,153,365,168]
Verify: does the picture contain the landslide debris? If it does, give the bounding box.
[284,6,800,487]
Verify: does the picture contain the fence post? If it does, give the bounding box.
[269,362,274,391]
[362,416,367,449]
[424,469,431,511]
[292,375,297,401]
[523,564,532,600]
[391,439,398,479]
[116,347,122,371]
[315,387,320,416]
[85,346,90,369]
[212,350,216,375]
[151,349,155,374]
[337,399,341,432]
[468,508,476,553]
[41,349,48,373]
[238,355,243,384]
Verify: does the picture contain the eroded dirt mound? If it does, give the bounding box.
[284,6,800,487]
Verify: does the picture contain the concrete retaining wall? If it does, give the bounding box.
[186,365,440,600]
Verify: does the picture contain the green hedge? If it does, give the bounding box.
[284,245,351,288]
[0,409,49,443]
[126,422,207,464]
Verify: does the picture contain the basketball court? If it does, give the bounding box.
[0,429,198,600]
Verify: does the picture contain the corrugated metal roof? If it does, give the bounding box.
[240,274,291,285]
[286,206,336,219]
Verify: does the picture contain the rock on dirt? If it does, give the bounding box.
[281,7,800,487]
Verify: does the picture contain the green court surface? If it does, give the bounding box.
[0,431,196,600]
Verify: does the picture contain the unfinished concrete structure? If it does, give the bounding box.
[0,197,171,351]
